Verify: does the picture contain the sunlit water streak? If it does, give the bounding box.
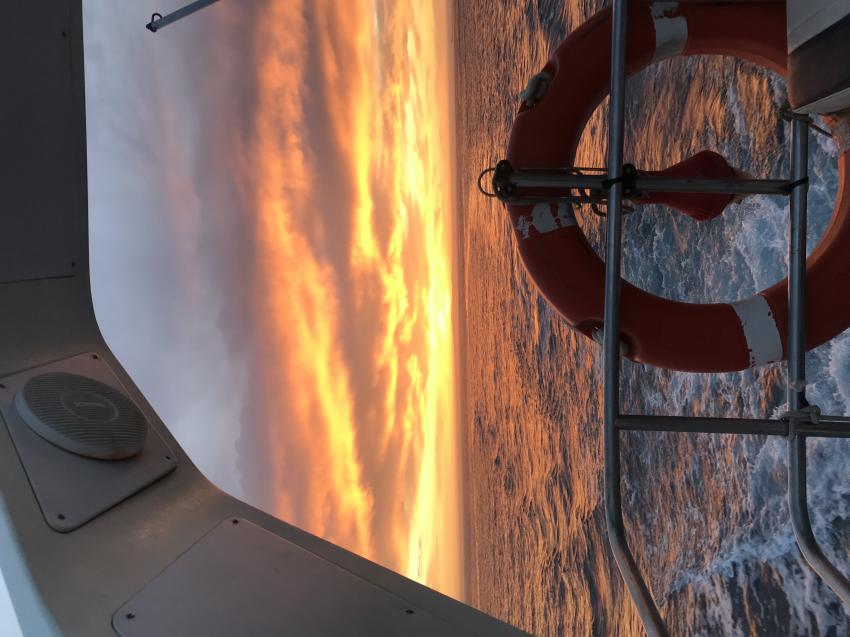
[457,1,850,634]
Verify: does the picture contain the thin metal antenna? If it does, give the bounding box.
[146,0,221,32]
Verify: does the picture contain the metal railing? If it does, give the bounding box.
[601,1,850,633]
[491,0,850,632]
[493,168,793,197]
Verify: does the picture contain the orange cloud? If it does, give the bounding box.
[224,0,463,599]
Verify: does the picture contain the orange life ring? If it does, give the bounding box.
[505,1,850,373]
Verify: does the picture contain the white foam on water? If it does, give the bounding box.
[724,75,749,145]
[731,196,787,293]
[827,335,850,413]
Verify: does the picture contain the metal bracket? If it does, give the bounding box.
[783,405,821,429]
[489,159,793,206]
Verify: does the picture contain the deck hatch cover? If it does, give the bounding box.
[113,518,469,637]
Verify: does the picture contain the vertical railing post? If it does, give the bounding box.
[786,118,850,607]
[602,1,668,634]
[787,116,808,416]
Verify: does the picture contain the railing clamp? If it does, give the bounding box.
[783,176,809,194]
[602,163,638,197]
[780,106,833,139]
[783,404,821,434]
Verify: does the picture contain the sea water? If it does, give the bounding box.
[457,1,850,634]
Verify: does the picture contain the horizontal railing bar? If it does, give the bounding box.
[510,172,603,189]
[799,418,850,439]
[616,415,787,435]
[508,170,791,196]
[617,415,850,438]
[817,415,850,423]
[800,427,850,439]
[639,176,790,195]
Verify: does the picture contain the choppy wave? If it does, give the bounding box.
[458,1,850,635]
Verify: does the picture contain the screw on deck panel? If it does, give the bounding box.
[232,519,239,525]
[57,514,65,520]
[91,354,99,359]
[405,609,414,615]
[165,455,172,460]
[125,613,135,620]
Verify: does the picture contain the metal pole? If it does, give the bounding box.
[617,415,788,437]
[636,176,788,196]
[786,118,850,607]
[146,0,221,32]
[602,1,668,635]
[787,117,808,413]
[508,172,791,197]
[616,414,850,439]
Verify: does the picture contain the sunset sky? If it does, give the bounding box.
[84,0,463,597]
[0,2,464,630]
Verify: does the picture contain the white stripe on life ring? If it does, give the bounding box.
[731,295,784,367]
[832,119,850,156]
[651,2,688,63]
[516,202,577,239]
